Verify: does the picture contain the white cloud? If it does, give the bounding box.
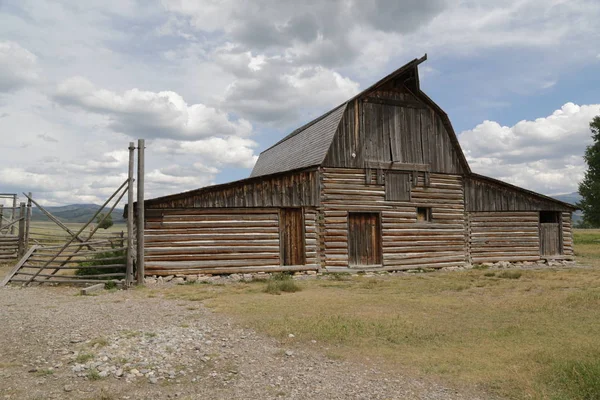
[155,136,258,169]
[215,47,359,123]
[460,102,600,194]
[53,76,252,140]
[1,0,599,207]
[0,41,40,92]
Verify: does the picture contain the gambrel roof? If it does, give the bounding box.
[251,54,471,178]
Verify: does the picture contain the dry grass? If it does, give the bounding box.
[158,229,600,399]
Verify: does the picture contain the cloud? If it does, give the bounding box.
[215,47,359,123]
[155,136,259,169]
[0,41,40,92]
[53,76,252,140]
[37,133,58,143]
[162,0,446,67]
[460,102,600,194]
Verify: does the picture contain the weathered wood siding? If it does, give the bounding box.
[319,168,466,270]
[468,212,541,263]
[562,212,574,256]
[145,169,319,209]
[465,176,573,212]
[144,208,318,275]
[322,87,465,174]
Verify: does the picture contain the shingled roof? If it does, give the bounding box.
[250,104,347,177]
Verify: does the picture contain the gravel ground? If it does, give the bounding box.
[0,285,489,400]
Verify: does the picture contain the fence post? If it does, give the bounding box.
[0,204,3,231]
[11,194,16,235]
[126,142,135,287]
[24,192,32,251]
[17,202,25,258]
[136,139,145,285]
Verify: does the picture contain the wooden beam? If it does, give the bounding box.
[136,139,145,283]
[10,194,16,235]
[364,161,430,172]
[24,192,31,252]
[363,96,426,109]
[80,283,105,295]
[126,142,135,287]
[17,203,25,258]
[0,245,39,287]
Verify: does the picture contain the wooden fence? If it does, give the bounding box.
[1,139,146,287]
[0,194,28,261]
[1,182,131,286]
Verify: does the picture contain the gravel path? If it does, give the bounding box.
[0,285,488,400]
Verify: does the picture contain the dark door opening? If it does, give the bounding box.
[539,211,562,256]
[280,208,305,266]
[348,213,382,266]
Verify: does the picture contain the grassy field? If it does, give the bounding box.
[157,229,600,400]
[1,227,599,398]
[573,229,600,267]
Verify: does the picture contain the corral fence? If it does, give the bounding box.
[0,193,27,262]
[1,139,146,288]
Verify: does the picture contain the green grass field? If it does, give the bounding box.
[158,229,600,399]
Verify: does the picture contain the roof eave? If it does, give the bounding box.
[470,173,579,211]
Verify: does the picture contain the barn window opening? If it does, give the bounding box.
[417,207,432,222]
[539,211,560,223]
[385,171,411,201]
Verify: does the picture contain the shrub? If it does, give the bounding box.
[327,272,352,281]
[264,273,301,295]
[483,272,496,277]
[75,248,126,279]
[271,272,293,281]
[96,213,114,229]
[497,270,522,280]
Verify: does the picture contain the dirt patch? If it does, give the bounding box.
[0,285,486,400]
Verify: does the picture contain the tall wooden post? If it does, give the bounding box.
[136,139,145,284]
[10,194,16,235]
[17,202,25,257]
[0,204,4,231]
[24,192,32,251]
[126,142,135,287]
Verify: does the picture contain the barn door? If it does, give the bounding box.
[539,212,562,256]
[348,213,382,266]
[280,208,305,266]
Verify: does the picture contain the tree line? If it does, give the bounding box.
[578,115,600,228]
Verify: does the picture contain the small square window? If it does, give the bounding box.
[416,207,432,222]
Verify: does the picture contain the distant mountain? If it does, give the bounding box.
[551,192,582,225]
[31,204,125,223]
[552,192,581,206]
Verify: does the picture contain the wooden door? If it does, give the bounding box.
[540,223,561,256]
[280,208,305,266]
[348,213,382,266]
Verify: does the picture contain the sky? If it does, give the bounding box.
[0,0,599,206]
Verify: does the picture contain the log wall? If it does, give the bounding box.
[562,212,574,256]
[144,208,318,275]
[468,212,541,263]
[319,168,466,270]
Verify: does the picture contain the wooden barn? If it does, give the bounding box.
[137,55,576,276]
